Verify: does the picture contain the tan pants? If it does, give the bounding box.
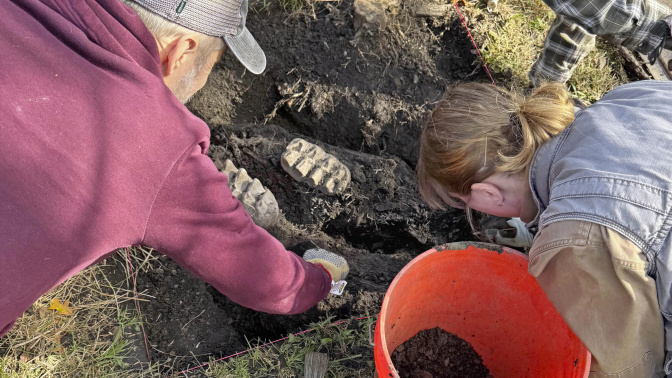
[528,220,664,377]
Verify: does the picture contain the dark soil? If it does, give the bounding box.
[392,327,491,378]
[101,0,491,372]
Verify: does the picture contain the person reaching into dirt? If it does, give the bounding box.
[0,0,348,338]
[529,0,672,85]
[416,80,672,376]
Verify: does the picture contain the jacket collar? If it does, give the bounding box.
[526,125,573,228]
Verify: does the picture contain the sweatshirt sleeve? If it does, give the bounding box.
[142,141,331,314]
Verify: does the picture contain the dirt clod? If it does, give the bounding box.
[353,0,399,31]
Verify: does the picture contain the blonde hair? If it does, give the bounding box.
[121,0,225,66]
[417,82,575,210]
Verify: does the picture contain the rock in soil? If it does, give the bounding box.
[391,327,491,378]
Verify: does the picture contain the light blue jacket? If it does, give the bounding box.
[528,80,672,374]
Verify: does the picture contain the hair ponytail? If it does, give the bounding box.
[417,82,575,210]
[497,84,575,173]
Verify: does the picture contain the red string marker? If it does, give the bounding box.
[454,2,496,84]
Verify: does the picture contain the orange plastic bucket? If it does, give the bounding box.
[374,242,590,377]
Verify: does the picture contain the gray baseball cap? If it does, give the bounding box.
[132,0,266,74]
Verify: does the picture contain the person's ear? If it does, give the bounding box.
[161,33,200,77]
[471,182,504,207]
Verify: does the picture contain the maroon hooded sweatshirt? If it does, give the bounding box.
[0,0,331,337]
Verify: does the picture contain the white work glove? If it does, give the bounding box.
[303,248,349,281]
[482,217,534,249]
[289,241,350,295]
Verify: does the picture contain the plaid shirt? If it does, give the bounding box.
[529,0,671,84]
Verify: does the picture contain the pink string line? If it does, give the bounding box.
[126,247,151,365]
[178,314,377,375]
[453,2,496,85]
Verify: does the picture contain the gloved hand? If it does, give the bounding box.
[303,247,349,282]
[481,216,534,249]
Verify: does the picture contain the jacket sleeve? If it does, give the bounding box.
[529,15,596,84]
[141,141,331,314]
[528,220,665,376]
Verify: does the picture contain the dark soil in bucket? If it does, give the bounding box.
[392,327,492,378]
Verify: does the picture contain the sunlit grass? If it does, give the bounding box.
[474,0,628,101]
[205,316,376,378]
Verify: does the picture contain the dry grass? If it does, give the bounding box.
[251,0,313,13]
[0,247,376,378]
[0,248,152,378]
[566,40,628,101]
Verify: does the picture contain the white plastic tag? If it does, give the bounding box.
[330,280,347,295]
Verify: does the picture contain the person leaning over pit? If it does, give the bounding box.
[0,0,348,338]
[529,0,672,86]
[416,81,672,376]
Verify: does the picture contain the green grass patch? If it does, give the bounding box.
[204,316,377,377]
[474,0,629,102]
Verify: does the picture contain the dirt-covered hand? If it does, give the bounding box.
[303,247,349,281]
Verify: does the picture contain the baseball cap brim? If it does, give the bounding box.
[224,28,266,74]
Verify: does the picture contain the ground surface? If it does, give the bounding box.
[104,0,495,372]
